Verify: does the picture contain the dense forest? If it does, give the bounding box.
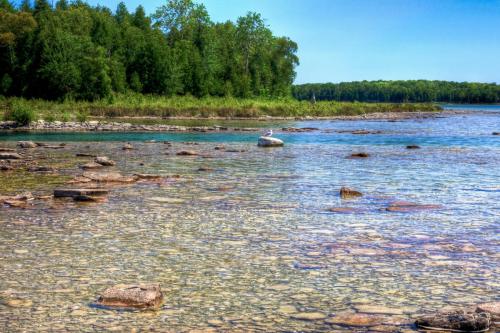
[293,81,500,104]
[0,0,299,101]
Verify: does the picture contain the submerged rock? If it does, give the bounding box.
[258,136,284,147]
[492,132,499,135]
[415,310,491,332]
[134,173,162,180]
[54,188,109,198]
[176,150,199,156]
[80,162,103,170]
[96,283,163,309]
[350,152,370,158]
[82,172,137,183]
[406,145,421,149]
[340,187,363,199]
[325,312,387,327]
[386,201,442,212]
[95,156,116,166]
[28,166,54,172]
[0,152,22,160]
[73,195,106,202]
[476,302,500,321]
[17,141,37,148]
[328,207,361,214]
[290,312,327,321]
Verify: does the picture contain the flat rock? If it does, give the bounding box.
[258,136,284,147]
[54,188,109,198]
[325,312,387,327]
[0,152,22,160]
[17,141,37,148]
[134,173,162,180]
[95,156,116,166]
[386,201,442,212]
[290,312,327,321]
[80,162,103,170]
[0,147,15,152]
[355,305,405,315]
[96,283,163,309]
[415,310,491,332]
[340,186,363,199]
[477,302,500,320]
[82,172,137,183]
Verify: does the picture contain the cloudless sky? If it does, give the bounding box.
[83,0,500,84]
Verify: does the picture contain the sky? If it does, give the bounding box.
[83,0,500,84]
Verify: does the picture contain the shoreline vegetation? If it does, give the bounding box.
[0,95,442,125]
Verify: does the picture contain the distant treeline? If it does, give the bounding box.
[293,81,500,104]
[0,0,298,101]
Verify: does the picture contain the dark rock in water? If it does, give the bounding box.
[54,188,109,198]
[350,152,370,158]
[415,310,491,332]
[406,145,421,149]
[17,141,37,148]
[386,201,442,212]
[340,187,363,199]
[176,150,198,156]
[76,153,97,157]
[492,132,499,135]
[198,167,214,172]
[258,136,284,147]
[96,283,163,309]
[214,146,225,150]
[0,152,22,160]
[95,156,116,166]
[73,195,106,202]
[80,162,103,170]
[28,166,54,172]
[476,302,500,321]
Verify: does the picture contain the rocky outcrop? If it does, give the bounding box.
[17,141,37,148]
[340,187,363,199]
[95,156,116,166]
[415,310,491,332]
[258,136,284,147]
[0,152,22,160]
[96,283,163,309]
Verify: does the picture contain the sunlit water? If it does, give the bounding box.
[0,111,499,332]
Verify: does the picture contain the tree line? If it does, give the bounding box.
[0,0,299,101]
[293,80,500,104]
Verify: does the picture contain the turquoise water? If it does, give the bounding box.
[442,103,500,112]
[0,111,499,332]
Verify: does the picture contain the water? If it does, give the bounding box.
[442,103,500,112]
[0,111,499,332]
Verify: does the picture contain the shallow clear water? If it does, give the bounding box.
[0,112,499,332]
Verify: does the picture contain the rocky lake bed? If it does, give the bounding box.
[0,110,499,332]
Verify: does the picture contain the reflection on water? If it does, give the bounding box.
[0,113,499,332]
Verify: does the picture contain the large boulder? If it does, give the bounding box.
[258,136,284,147]
[415,310,491,332]
[95,156,116,166]
[17,141,37,149]
[340,187,363,199]
[477,302,500,321]
[96,283,163,309]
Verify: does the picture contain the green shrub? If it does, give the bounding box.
[44,114,56,122]
[60,112,71,122]
[4,101,36,126]
[76,111,89,123]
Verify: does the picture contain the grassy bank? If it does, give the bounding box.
[0,94,442,122]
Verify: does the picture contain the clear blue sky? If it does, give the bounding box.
[84,0,500,84]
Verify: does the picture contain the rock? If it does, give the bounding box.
[28,166,54,172]
[340,187,363,199]
[476,302,500,321]
[76,153,97,157]
[0,152,22,160]
[406,145,421,149]
[95,156,116,166]
[492,132,499,135]
[350,153,370,158]
[96,283,163,309]
[198,167,214,172]
[80,162,103,170]
[122,143,134,150]
[82,172,137,183]
[290,312,327,321]
[6,299,33,308]
[134,174,162,180]
[325,312,386,327]
[3,200,28,208]
[328,207,361,214]
[355,305,404,315]
[0,147,15,152]
[258,136,284,147]
[54,188,109,198]
[176,150,198,156]
[415,310,491,332]
[17,141,37,148]
[0,165,13,171]
[386,201,442,212]
[73,195,106,202]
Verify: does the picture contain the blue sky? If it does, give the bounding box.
[84,0,500,84]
